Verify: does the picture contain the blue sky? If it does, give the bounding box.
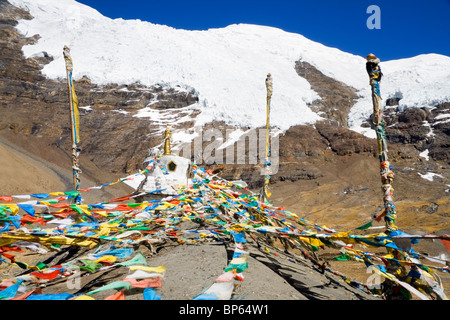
[76,0,450,61]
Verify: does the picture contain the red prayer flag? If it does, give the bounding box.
[104,290,125,300]
[440,239,450,251]
[109,195,132,203]
[122,277,162,288]
[375,210,387,222]
[20,215,46,225]
[31,269,60,280]
[51,212,71,219]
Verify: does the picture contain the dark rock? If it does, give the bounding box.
[398,108,429,124]
[315,121,377,156]
[295,60,358,127]
[386,97,401,106]
[383,104,449,163]
[423,203,438,214]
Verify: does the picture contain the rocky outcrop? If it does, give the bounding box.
[381,102,450,163]
[295,60,359,127]
[314,122,377,156]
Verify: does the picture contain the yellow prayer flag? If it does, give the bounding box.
[3,204,19,215]
[309,238,325,247]
[128,265,166,274]
[49,192,65,196]
[95,255,117,264]
[95,211,108,217]
[0,233,98,247]
[72,295,95,300]
[69,73,80,145]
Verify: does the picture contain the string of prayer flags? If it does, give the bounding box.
[0,156,448,300]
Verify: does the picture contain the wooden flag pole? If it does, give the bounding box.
[261,73,273,203]
[63,46,82,203]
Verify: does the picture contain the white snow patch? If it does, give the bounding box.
[423,121,435,137]
[435,113,450,120]
[112,109,129,115]
[419,149,429,161]
[434,118,450,125]
[418,172,443,182]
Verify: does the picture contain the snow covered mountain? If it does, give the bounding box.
[9,0,450,142]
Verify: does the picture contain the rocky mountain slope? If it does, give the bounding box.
[0,0,449,300]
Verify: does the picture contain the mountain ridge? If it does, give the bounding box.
[8,0,450,138]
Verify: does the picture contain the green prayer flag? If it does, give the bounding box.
[356,221,373,230]
[126,226,151,231]
[247,201,259,207]
[419,265,430,272]
[127,203,142,208]
[0,206,12,214]
[333,253,352,261]
[79,259,103,273]
[70,205,84,215]
[65,191,81,198]
[44,199,59,204]
[224,262,248,273]
[36,262,48,270]
[87,281,131,295]
[116,253,148,267]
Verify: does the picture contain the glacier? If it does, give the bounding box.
[9,0,450,140]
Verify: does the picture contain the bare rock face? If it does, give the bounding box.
[295,60,359,127]
[382,103,450,163]
[314,122,377,156]
[429,103,450,162]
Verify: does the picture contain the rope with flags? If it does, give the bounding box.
[63,46,82,204]
[261,73,273,203]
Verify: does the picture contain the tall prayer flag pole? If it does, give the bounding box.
[63,46,82,202]
[366,53,397,234]
[261,73,273,202]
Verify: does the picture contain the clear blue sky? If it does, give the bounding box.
[76,0,450,61]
